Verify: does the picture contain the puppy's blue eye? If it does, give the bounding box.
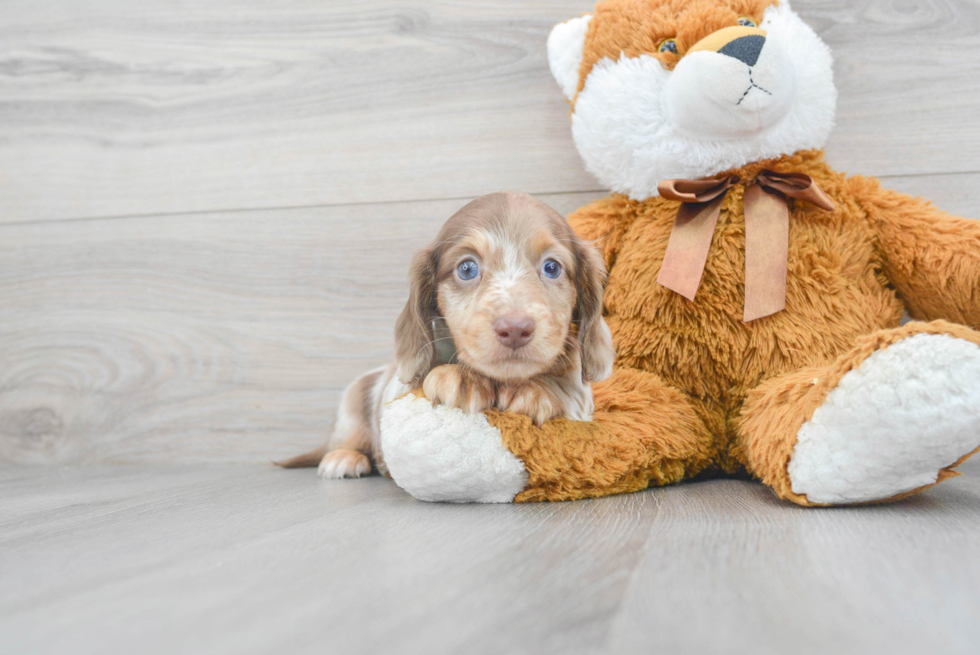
[738,17,758,27]
[457,259,480,281]
[542,259,562,279]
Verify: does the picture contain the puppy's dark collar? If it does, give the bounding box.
[431,318,458,365]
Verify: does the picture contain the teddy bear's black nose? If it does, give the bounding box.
[719,35,766,67]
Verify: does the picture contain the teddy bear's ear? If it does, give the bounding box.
[547,14,592,101]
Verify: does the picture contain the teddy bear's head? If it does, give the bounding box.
[548,0,836,200]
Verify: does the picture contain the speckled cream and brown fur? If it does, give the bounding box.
[413,192,614,426]
[278,192,615,478]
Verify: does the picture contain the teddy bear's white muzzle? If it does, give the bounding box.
[666,38,797,140]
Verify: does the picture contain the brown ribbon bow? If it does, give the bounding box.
[656,170,835,322]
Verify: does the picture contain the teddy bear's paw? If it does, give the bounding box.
[379,394,528,503]
[788,334,980,504]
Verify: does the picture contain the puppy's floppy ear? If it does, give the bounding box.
[395,248,438,385]
[573,240,615,382]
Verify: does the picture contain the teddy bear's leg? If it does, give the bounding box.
[381,368,714,503]
[737,321,980,506]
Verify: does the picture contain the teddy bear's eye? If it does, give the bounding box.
[658,39,678,54]
[737,17,758,27]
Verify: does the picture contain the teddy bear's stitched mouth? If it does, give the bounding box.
[736,70,773,106]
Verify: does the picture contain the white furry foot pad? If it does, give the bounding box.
[380,394,528,503]
[318,449,372,479]
[788,334,980,504]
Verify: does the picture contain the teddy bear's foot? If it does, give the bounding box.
[741,323,980,505]
[380,394,528,503]
[787,332,980,504]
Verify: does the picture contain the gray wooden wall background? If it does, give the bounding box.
[2,0,979,465]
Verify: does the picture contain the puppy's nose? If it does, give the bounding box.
[494,315,535,349]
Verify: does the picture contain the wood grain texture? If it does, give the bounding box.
[1,0,979,222]
[606,462,980,654]
[0,192,602,465]
[0,465,659,655]
[2,461,980,654]
[881,172,980,218]
[0,0,599,223]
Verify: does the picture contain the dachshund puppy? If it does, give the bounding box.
[278,191,615,479]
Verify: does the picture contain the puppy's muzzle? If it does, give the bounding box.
[494,314,535,350]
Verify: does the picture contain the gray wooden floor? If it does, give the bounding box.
[3,1,980,653]
[3,460,980,655]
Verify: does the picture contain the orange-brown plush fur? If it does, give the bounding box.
[487,150,980,503]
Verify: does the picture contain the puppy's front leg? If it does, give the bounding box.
[422,364,496,414]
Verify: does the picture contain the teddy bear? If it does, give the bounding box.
[378,0,980,506]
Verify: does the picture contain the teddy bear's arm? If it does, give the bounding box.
[381,367,714,503]
[855,177,980,329]
[567,195,638,270]
[486,367,713,502]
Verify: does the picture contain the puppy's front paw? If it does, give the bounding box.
[422,364,495,414]
[497,383,562,426]
[318,448,372,479]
